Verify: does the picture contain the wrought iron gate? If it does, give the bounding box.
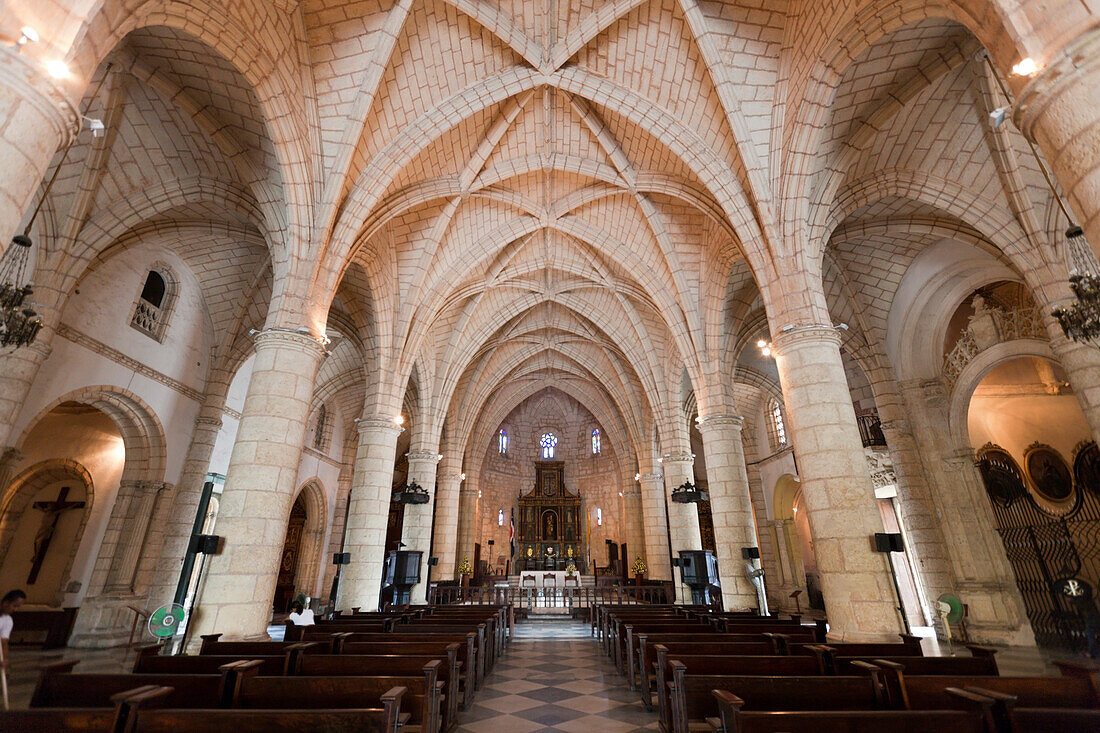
[977,441,1100,650]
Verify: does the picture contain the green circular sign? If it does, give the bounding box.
[149,604,185,638]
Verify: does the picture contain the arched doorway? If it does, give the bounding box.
[967,355,1098,650]
[0,461,95,606]
[274,497,307,613]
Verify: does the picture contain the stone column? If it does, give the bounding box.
[662,453,702,558]
[146,408,224,608]
[0,447,24,497]
[771,326,899,641]
[338,418,402,612]
[103,480,171,593]
[188,330,325,641]
[898,378,1035,645]
[620,483,646,573]
[1048,332,1100,444]
[1015,27,1100,262]
[0,44,79,451]
[696,415,759,611]
[402,450,438,604]
[639,472,671,581]
[455,483,478,578]
[432,462,463,581]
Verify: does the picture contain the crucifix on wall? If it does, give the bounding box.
[28,486,85,585]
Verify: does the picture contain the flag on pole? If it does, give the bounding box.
[509,508,515,558]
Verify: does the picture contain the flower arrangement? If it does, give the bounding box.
[458,556,472,575]
[631,555,648,575]
[565,562,577,574]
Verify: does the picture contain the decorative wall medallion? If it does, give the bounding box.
[1073,441,1100,496]
[976,444,1027,507]
[1024,443,1074,502]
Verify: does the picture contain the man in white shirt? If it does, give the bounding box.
[0,590,26,668]
[287,600,315,626]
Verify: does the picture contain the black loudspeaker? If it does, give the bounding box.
[333,552,351,565]
[487,540,495,546]
[671,558,681,567]
[741,546,760,560]
[678,550,719,588]
[428,557,439,567]
[874,533,904,553]
[192,534,221,554]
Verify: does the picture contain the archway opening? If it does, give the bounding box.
[274,496,308,614]
[1,402,124,607]
[969,355,1099,650]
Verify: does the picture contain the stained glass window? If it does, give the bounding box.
[498,428,508,454]
[591,428,601,454]
[540,432,557,459]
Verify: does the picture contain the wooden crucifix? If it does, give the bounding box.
[28,486,85,585]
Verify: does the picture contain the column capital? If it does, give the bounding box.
[769,324,842,355]
[357,417,404,436]
[405,450,439,463]
[0,447,24,465]
[194,416,223,430]
[1015,27,1100,140]
[696,414,744,434]
[438,471,463,483]
[639,472,663,484]
[252,328,327,358]
[621,486,642,498]
[661,453,694,465]
[0,46,80,144]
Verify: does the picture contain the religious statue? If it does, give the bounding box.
[544,512,557,539]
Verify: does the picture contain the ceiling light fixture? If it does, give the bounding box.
[45,60,69,79]
[1011,57,1039,77]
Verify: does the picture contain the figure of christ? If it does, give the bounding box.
[28,486,86,585]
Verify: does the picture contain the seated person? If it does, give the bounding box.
[287,600,315,626]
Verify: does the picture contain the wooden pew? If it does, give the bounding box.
[629,631,815,694]
[339,639,472,710]
[285,620,392,640]
[709,691,991,733]
[835,653,998,677]
[292,654,459,730]
[875,659,1100,712]
[199,634,333,655]
[30,661,227,709]
[133,654,287,676]
[668,669,887,733]
[0,708,118,731]
[635,640,795,708]
[336,633,480,695]
[132,708,403,733]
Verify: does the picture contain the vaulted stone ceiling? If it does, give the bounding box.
[30,0,1070,467]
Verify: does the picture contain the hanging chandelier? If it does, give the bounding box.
[0,235,42,348]
[1052,226,1100,342]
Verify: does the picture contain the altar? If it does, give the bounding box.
[517,462,586,573]
[518,570,580,588]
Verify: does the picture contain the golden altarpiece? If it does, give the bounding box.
[517,462,584,571]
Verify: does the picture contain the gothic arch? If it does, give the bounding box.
[292,478,329,598]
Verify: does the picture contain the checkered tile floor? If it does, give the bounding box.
[454,621,660,732]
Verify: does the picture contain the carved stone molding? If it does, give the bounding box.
[769,324,842,355]
[1015,27,1100,139]
[57,324,203,402]
[696,414,745,434]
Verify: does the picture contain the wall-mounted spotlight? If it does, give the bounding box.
[45,60,69,79]
[393,414,405,425]
[15,26,39,49]
[1011,57,1039,77]
[989,106,1009,129]
[757,338,773,358]
[460,472,466,481]
[436,453,443,461]
[85,117,105,138]
[634,473,641,482]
